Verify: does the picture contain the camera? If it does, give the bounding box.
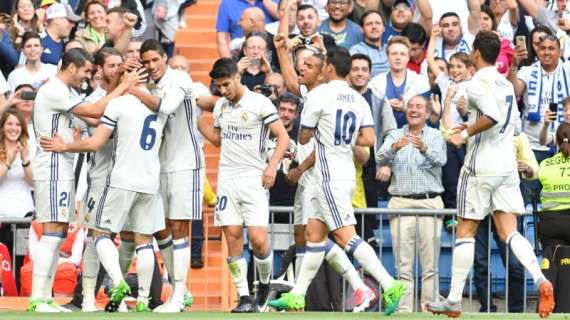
[254,84,275,98]
[21,91,37,100]
[300,36,312,45]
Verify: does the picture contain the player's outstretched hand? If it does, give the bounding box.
[40,134,66,153]
[262,164,277,189]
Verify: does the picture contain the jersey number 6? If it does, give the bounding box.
[334,109,356,145]
[140,114,158,150]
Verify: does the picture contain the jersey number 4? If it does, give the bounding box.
[140,115,158,150]
[334,110,356,145]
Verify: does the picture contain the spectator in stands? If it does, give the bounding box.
[479,5,515,76]
[104,7,138,55]
[237,32,273,90]
[348,53,396,241]
[376,94,446,313]
[318,0,363,49]
[9,0,45,49]
[0,107,33,220]
[349,10,388,77]
[126,39,142,59]
[269,93,300,207]
[540,96,570,146]
[507,33,566,204]
[7,32,57,91]
[229,8,266,56]
[489,0,519,41]
[75,0,107,54]
[264,72,285,99]
[430,0,481,62]
[215,0,279,57]
[369,36,431,128]
[294,4,336,50]
[266,0,298,36]
[517,25,554,67]
[153,0,180,57]
[21,221,85,297]
[0,73,8,107]
[401,22,427,74]
[41,3,80,65]
[6,84,34,146]
[383,0,432,44]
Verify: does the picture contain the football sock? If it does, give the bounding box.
[135,243,155,303]
[506,231,545,285]
[82,236,100,304]
[157,235,174,281]
[448,238,475,303]
[346,236,394,290]
[294,246,305,281]
[172,238,190,303]
[118,238,135,274]
[95,235,124,287]
[290,241,326,295]
[325,239,366,291]
[254,250,273,285]
[31,233,65,299]
[227,256,250,297]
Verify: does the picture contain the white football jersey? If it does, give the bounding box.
[32,77,83,181]
[83,86,113,183]
[213,88,279,180]
[463,66,519,177]
[101,94,166,194]
[301,80,374,182]
[152,67,205,172]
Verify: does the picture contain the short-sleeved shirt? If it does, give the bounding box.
[7,63,57,91]
[301,80,374,182]
[382,24,401,44]
[318,19,363,49]
[463,66,518,177]
[153,67,205,172]
[40,32,64,66]
[83,86,113,182]
[215,0,278,39]
[349,41,389,77]
[32,77,83,181]
[101,94,167,194]
[213,88,279,180]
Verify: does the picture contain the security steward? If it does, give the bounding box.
[537,123,570,313]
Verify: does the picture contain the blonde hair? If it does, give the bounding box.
[386,36,411,55]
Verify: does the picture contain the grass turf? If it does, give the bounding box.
[1,312,569,320]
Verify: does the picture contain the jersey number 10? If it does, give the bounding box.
[334,110,356,145]
[140,115,158,150]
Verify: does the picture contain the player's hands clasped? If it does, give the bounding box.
[262,164,278,189]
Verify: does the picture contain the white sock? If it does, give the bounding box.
[448,238,475,303]
[118,239,135,274]
[325,239,366,291]
[295,247,305,281]
[31,233,65,299]
[254,251,273,284]
[95,235,124,287]
[227,256,249,297]
[172,238,190,303]
[157,236,174,280]
[506,232,545,285]
[290,241,326,295]
[346,236,394,290]
[82,236,100,304]
[135,243,155,303]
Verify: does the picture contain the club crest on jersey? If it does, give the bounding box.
[241,112,248,122]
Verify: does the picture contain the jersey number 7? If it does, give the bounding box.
[500,95,514,134]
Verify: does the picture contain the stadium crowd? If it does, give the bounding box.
[0,0,568,317]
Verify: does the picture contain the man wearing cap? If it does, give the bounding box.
[42,3,81,65]
[382,0,432,45]
[429,0,480,62]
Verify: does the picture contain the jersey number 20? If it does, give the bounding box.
[334,110,356,145]
[140,115,158,150]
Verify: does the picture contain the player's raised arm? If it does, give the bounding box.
[40,124,114,153]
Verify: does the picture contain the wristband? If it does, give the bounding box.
[22,160,30,167]
[460,129,469,142]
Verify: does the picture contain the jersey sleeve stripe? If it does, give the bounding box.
[262,113,279,124]
[483,114,498,124]
[102,115,117,124]
[360,125,374,128]
[300,124,316,129]
[100,121,116,128]
[262,112,278,121]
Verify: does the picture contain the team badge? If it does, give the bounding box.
[241,112,248,122]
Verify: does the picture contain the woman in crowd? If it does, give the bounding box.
[75,0,107,53]
[9,0,44,48]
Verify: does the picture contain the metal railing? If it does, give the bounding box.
[265,206,536,313]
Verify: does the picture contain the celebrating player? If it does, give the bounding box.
[426,31,554,319]
[269,47,405,314]
[200,58,290,313]
[28,48,137,313]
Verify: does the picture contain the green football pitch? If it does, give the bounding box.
[1,312,569,320]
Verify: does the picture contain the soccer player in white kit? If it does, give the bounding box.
[269,47,405,314]
[426,31,554,319]
[28,48,137,313]
[41,74,167,313]
[199,58,290,313]
[127,39,204,312]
